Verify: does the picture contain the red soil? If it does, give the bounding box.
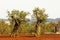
[0,34,60,40]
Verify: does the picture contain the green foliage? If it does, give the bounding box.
[0,20,12,34]
[8,10,29,25]
[33,7,48,22]
[17,22,36,34]
[43,22,57,34]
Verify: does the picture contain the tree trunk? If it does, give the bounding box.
[12,21,19,34]
[35,21,41,37]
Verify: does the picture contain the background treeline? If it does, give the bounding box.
[0,7,60,35]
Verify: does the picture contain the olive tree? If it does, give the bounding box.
[7,10,29,34]
[33,7,48,36]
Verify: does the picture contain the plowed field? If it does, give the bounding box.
[0,34,60,40]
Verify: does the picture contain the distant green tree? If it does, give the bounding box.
[56,20,60,32]
[44,22,57,34]
[0,20,11,34]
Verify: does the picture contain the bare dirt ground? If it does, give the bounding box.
[0,34,60,40]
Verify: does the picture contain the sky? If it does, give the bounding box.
[0,0,60,19]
